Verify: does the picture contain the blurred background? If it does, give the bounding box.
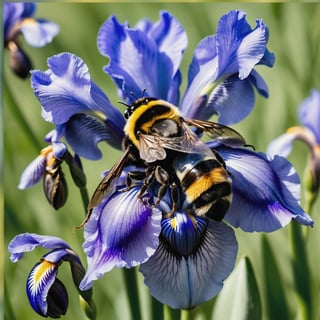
[3,2,320,319]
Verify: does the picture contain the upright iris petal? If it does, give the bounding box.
[181,10,275,124]
[97,11,187,104]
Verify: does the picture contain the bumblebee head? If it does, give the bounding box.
[124,97,158,119]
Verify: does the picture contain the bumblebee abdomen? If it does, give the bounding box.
[174,154,232,221]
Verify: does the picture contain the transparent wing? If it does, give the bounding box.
[185,118,246,147]
[138,121,211,162]
[88,147,133,211]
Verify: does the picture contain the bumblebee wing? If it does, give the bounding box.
[88,146,132,211]
[185,118,246,147]
[141,122,210,155]
[139,133,167,162]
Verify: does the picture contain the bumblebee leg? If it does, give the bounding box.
[153,166,170,207]
[166,182,178,218]
[137,168,156,199]
[122,171,147,192]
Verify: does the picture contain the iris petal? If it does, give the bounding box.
[18,153,46,189]
[31,53,123,127]
[80,187,162,290]
[98,13,182,103]
[140,220,238,309]
[65,114,124,159]
[216,146,313,232]
[21,19,59,47]
[298,89,320,143]
[9,233,71,262]
[26,260,58,316]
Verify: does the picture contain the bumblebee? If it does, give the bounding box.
[84,97,246,226]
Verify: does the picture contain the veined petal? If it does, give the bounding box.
[64,114,124,160]
[18,153,46,189]
[216,146,314,232]
[80,187,162,290]
[31,53,123,127]
[21,19,59,47]
[195,75,255,124]
[141,11,187,77]
[216,11,267,79]
[27,261,68,317]
[9,233,71,263]
[139,219,238,309]
[98,14,180,103]
[298,89,320,143]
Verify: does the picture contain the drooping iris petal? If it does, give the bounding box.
[97,11,186,104]
[216,146,313,232]
[267,127,317,158]
[31,52,124,129]
[298,89,320,143]
[80,187,162,290]
[64,114,124,160]
[8,233,71,262]
[18,153,46,189]
[140,218,238,309]
[20,18,59,47]
[26,260,68,317]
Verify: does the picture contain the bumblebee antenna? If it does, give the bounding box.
[118,101,130,107]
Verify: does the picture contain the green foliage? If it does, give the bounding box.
[4,3,320,320]
[212,257,262,320]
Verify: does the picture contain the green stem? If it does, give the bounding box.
[164,305,181,320]
[181,309,193,320]
[290,222,312,320]
[79,186,90,214]
[151,297,164,320]
[122,268,142,320]
[4,81,42,151]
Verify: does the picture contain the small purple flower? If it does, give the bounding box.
[3,2,59,78]
[8,233,95,318]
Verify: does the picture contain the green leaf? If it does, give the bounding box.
[262,235,291,320]
[212,256,261,320]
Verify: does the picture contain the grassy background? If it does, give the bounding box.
[4,3,320,320]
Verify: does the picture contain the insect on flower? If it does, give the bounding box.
[85,95,247,226]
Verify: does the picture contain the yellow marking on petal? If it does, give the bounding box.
[34,260,55,284]
[170,217,177,230]
[21,18,37,26]
[40,145,53,157]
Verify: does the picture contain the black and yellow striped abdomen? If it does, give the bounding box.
[173,153,232,221]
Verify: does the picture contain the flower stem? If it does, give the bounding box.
[164,305,181,320]
[151,297,164,320]
[290,222,312,320]
[122,268,142,320]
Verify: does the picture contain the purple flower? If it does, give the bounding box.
[3,2,59,78]
[8,233,94,318]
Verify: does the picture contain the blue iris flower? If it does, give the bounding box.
[3,2,59,78]
[8,233,95,318]
[26,10,313,309]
